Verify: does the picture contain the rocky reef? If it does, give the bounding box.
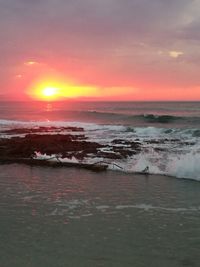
[0,127,142,171]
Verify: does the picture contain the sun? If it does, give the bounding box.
[38,86,60,101]
[42,87,58,97]
[28,83,62,101]
[27,76,99,101]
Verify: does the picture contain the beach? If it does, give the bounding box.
[1,0,200,265]
[0,164,200,267]
[0,101,200,266]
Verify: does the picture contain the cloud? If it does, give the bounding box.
[169,51,184,58]
[24,61,39,66]
[179,20,200,41]
[0,0,200,98]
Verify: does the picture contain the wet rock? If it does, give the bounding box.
[97,151,122,159]
[1,126,84,135]
[112,139,141,149]
[0,128,142,164]
[0,134,103,159]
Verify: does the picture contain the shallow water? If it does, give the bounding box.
[0,164,200,267]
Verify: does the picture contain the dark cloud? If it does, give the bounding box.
[178,20,200,41]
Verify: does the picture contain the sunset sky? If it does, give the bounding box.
[1,0,200,101]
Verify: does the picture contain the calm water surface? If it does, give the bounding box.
[0,164,200,267]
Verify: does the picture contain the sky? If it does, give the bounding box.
[0,0,200,101]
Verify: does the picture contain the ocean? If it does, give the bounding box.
[1,101,200,180]
[0,101,200,266]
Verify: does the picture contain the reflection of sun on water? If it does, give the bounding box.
[46,103,53,112]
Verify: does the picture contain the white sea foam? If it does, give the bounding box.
[34,152,80,164]
[96,205,110,210]
[167,151,200,181]
[0,119,198,141]
[111,148,200,181]
[133,127,165,137]
[115,204,200,212]
[34,152,56,160]
[1,119,200,181]
[49,202,200,218]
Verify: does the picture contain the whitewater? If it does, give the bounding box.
[1,115,200,181]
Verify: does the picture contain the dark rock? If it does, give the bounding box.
[0,128,142,164]
[0,133,103,159]
[97,151,122,159]
[1,126,84,135]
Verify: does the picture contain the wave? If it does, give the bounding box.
[85,111,179,123]
[1,118,200,137]
[121,151,200,182]
[115,204,200,212]
[142,114,179,123]
[1,107,200,127]
[38,109,200,126]
[33,149,200,182]
[1,118,200,181]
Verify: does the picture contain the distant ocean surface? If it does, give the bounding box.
[0,101,200,181]
[1,101,200,127]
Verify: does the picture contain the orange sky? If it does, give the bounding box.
[1,0,200,101]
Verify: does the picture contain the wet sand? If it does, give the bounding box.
[0,164,200,267]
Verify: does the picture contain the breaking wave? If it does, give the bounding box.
[120,150,200,182]
[1,119,200,181]
[142,114,179,123]
[38,109,200,127]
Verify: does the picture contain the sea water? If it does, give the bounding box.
[0,101,200,267]
[0,164,200,267]
[1,101,200,180]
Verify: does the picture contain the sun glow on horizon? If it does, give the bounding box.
[42,87,59,97]
[27,77,99,101]
[27,79,64,101]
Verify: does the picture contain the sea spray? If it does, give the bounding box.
[167,151,200,181]
[1,119,200,181]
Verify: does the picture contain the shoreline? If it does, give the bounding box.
[0,159,200,267]
[0,125,199,182]
[0,126,141,172]
[1,161,199,184]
